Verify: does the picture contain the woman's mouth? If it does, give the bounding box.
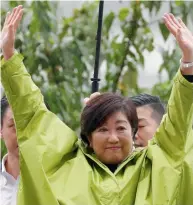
[106,147,121,150]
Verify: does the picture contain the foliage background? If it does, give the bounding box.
[1,0,193,157]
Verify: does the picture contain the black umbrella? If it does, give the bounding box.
[91,0,104,93]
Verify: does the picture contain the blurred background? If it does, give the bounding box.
[1,0,193,157]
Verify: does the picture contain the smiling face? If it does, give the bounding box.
[134,105,159,147]
[1,106,18,156]
[89,111,133,165]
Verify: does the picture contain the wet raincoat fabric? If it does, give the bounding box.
[1,53,193,205]
[177,130,193,204]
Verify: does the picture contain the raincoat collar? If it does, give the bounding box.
[77,139,145,175]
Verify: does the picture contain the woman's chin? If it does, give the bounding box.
[103,157,123,165]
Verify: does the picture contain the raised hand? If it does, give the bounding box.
[84,92,101,105]
[0,5,23,60]
[163,13,193,63]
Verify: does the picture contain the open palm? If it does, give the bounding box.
[0,5,23,60]
[163,13,193,62]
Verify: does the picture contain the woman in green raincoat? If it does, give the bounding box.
[1,5,193,205]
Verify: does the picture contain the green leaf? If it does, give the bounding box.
[118,8,129,21]
[155,2,162,13]
[159,22,170,41]
[175,0,183,6]
[126,62,138,89]
[104,12,115,33]
[148,2,154,13]
[111,41,125,52]
[119,62,138,95]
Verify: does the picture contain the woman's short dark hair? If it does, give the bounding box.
[1,96,9,126]
[80,93,138,145]
[1,95,50,126]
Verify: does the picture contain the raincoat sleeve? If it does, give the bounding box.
[153,69,193,163]
[1,53,78,205]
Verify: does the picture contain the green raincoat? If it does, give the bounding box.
[177,129,193,204]
[1,53,193,205]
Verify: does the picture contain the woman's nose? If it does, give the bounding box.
[108,132,119,143]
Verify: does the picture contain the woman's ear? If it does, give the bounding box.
[88,135,93,148]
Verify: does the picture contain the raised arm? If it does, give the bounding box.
[153,14,193,162]
[0,6,78,174]
[0,6,46,134]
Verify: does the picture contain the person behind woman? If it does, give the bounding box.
[0,96,50,205]
[0,96,19,205]
[131,93,165,147]
[1,6,193,205]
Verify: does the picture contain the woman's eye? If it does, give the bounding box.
[8,124,14,128]
[98,128,108,132]
[117,126,126,131]
[138,125,145,128]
